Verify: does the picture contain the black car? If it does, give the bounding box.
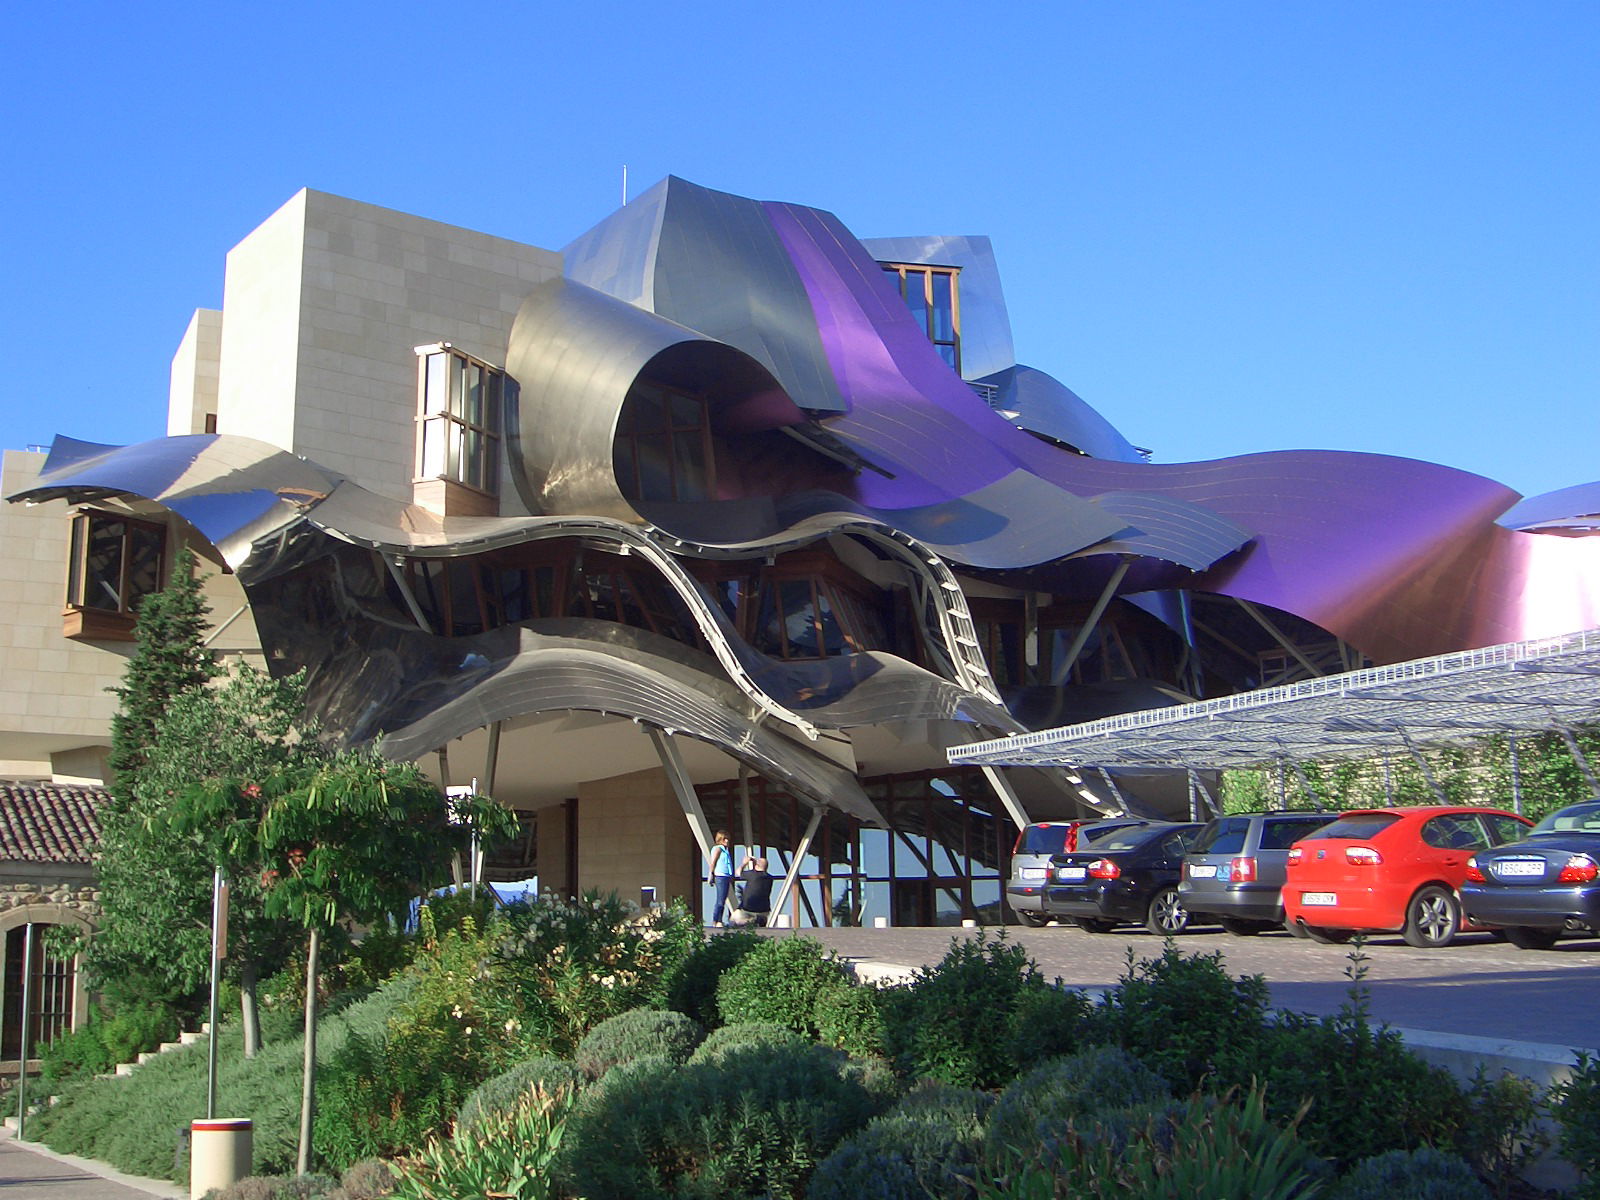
[1461,801,1600,949]
[1044,822,1204,935]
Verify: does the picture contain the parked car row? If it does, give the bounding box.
[1005,801,1600,950]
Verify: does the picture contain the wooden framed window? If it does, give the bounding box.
[416,344,513,497]
[880,262,961,374]
[63,511,167,640]
[613,380,716,504]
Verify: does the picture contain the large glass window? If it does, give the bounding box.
[66,511,165,617]
[614,381,715,504]
[880,263,961,373]
[416,344,512,496]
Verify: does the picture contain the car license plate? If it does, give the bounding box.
[1495,860,1544,878]
[1057,866,1087,882]
[1188,864,1218,878]
[1301,892,1337,906]
[1020,867,1047,881]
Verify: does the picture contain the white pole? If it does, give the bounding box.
[207,868,228,1118]
[16,924,33,1140]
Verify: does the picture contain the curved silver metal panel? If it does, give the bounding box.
[367,625,884,825]
[9,433,342,569]
[502,276,698,520]
[568,176,846,415]
[1498,480,1600,533]
[976,364,1145,463]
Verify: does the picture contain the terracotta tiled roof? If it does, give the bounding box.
[0,783,106,865]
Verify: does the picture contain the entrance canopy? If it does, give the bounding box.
[950,628,1600,771]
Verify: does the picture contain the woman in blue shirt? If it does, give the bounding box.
[709,829,734,927]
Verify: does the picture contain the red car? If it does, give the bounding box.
[1282,806,1533,947]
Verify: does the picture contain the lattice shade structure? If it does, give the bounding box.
[950,629,1600,771]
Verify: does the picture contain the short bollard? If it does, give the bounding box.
[190,1118,252,1199]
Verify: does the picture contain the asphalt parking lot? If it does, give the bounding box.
[794,923,1600,1054]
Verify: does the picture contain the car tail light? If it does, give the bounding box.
[1229,857,1257,883]
[1087,858,1121,880]
[1557,855,1599,884]
[1464,856,1485,883]
[1065,826,1080,852]
[1287,847,1303,866]
[1345,846,1382,866]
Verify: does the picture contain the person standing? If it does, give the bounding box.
[708,829,735,927]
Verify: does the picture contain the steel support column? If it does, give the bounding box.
[1399,728,1450,804]
[769,805,824,924]
[646,727,714,863]
[1051,556,1132,685]
[979,766,1032,832]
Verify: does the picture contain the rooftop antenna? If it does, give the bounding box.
[622,164,628,207]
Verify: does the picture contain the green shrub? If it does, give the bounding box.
[1329,1148,1489,1200]
[1550,1052,1600,1199]
[814,982,886,1059]
[204,1174,337,1200]
[312,1026,474,1169]
[662,928,766,1027]
[1456,1067,1548,1198]
[1005,984,1094,1066]
[39,1016,117,1086]
[558,1040,889,1199]
[455,1056,583,1135]
[879,930,1061,1090]
[809,1083,993,1200]
[715,936,852,1037]
[29,973,417,1182]
[984,1046,1169,1164]
[688,1020,807,1065]
[392,1083,577,1200]
[1250,1007,1465,1167]
[99,1000,183,1066]
[326,1159,395,1200]
[1091,941,1270,1094]
[979,1087,1325,1200]
[574,1008,703,1079]
[495,891,697,1054]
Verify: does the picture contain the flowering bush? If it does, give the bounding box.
[495,892,698,1055]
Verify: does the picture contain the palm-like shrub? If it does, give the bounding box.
[392,1083,578,1200]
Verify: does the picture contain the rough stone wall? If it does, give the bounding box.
[0,881,100,926]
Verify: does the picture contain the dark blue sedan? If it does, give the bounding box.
[1461,801,1600,949]
[1045,822,1204,935]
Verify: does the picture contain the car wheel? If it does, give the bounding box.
[1219,917,1272,937]
[1402,886,1461,948]
[1144,888,1190,936]
[1074,917,1119,933]
[1299,923,1353,944]
[1015,910,1048,928]
[1503,925,1562,951]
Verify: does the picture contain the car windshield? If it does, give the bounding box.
[1192,817,1249,855]
[1530,803,1600,837]
[1092,825,1164,853]
[1304,813,1401,841]
[1018,825,1072,854]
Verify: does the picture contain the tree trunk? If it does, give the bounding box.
[296,928,321,1176]
[240,959,261,1059]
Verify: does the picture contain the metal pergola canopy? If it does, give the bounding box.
[949,628,1600,771]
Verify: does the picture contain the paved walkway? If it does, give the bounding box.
[0,1128,183,1199]
[794,923,1600,1055]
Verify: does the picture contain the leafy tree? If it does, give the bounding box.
[186,750,519,1173]
[92,549,314,1053]
[105,547,217,796]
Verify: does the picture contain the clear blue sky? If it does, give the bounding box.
[4,2,1595,497]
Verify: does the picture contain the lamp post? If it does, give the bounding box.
[15,923,34,1140]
